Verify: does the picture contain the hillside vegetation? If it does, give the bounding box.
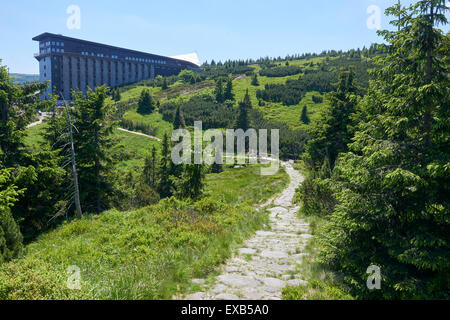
[2,0,447,301]
[0,165,287,300]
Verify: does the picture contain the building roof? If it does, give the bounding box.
[32,32,199,68]
[170,53,201,67]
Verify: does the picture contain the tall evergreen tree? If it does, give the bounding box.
[0,169,23,263]
[224,75,234,101]
[235,89,253,132]
[320,1,450,299]
[215,78,224,103]
[137,89,154,114]
[0,61,65,241]
[72,86,115,213]
[43,96,67,151]
[157,133,174,198]
[177,162,205,200]
[300,106,310,124]
[251,73,260,86]
[142,146,158,188]
[173,105,185,130]
[235,89,252,132]
[304,70,358,168]
[162,77,169,90]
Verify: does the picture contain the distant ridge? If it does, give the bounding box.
[10,73,39,84]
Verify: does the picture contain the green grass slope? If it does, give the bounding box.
[0,165,288,300]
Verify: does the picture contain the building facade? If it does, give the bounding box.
[33,33,201,100]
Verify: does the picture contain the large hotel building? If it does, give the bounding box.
[33,33,201,100]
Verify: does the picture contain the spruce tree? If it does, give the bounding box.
[177,163,205,200]
[0,61,65,240]
[137,89,154,114]
[300,106,310,124]
[0,169,23,263]
[304,70,358,168]
[157,133,174,198]
[173,105,185,130]
[215,78,224,103]
[162,77,169,90]
[72,86,115,213]
[251,73,259,86]
[320,1,450,299]
[224,75,234,101]
[235,89,252,132]
[115,89,121,102]
[142,146,157,188]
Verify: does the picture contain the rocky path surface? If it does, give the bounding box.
[184,161,310,300]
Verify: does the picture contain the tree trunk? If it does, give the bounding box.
[424,3,434,147]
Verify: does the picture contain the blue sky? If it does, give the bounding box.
[1,0,446,74]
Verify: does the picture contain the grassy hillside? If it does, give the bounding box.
[108,56,333,135]
[0,164,288,300]
[25,122,161,170]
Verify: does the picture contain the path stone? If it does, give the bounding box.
[215,293,240,300]
[186,292,206,300]
[211,284,228,294]
[192,279,205,285]
[287,279,308,287]
[217,274,260,288]
[182,162,310,301]
[261,250,289,259]
[262,278,286,289]
[240,248,257,255]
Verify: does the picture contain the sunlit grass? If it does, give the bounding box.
[0,164,289,300]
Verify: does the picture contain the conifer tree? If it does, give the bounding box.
[320,1,450,299]
[224,75,234,101]
[137,89,154,114]
[304,70,358,168]
[173,105,185,130]
[157,133,174,198]
[0,61,65,240]
[0,169,23,263]
[300,106,310,124]
[72,86,115,213]
[235,89,252,132]
[142,146,157,188]
[251,73,259,86]
[115,89,121,101]
[215,78,224,103]
[177,162,205,200]
[162,77,169,90]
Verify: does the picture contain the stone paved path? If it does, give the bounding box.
[184,161,310,300]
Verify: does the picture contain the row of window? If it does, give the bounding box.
[40,47,65,54]
[80,52,120,59]
[40,41,64,48]
[78,52,168,65]
[125,56,167,65]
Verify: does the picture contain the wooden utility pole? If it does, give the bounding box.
[61,96,82,219]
